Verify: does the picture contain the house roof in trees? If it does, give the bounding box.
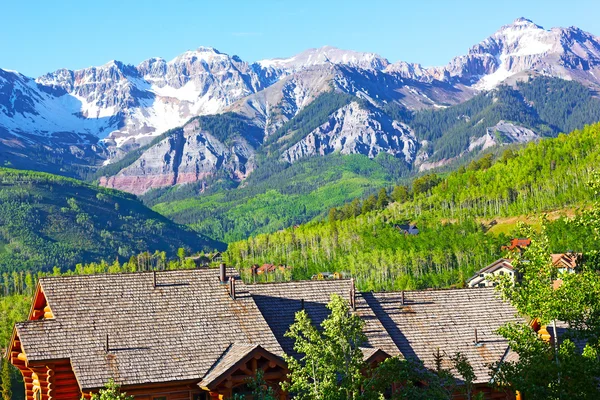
[467,258,514,285]
[366,288,521,383]
[502,238,531,251]
[551,252,581,270]
[14,269,284,390]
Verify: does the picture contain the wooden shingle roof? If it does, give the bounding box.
[16,269,283,390]
[247,280,401,358]
[366,288,520,383]
[13,271,521,390]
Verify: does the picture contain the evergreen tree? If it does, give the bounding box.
[376,188,389,209]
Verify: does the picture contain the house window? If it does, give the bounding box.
[499,271,504,275]
[479,273,484,277]
[478,283,485,288]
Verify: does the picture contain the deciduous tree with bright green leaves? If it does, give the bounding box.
[492,176,600,399]
[282,294,480,399]
[90,379,133,400]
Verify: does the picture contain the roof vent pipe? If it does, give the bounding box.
[474,328,480,346]
[220,263,227,284]
[229,276,236,300]
[350,278,356,311]
[301,298,305,310]
[401,290,405,307]
[153,271,157,288]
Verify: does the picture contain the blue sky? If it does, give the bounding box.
[2,0,599,77]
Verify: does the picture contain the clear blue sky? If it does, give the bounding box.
[2,0,599,77]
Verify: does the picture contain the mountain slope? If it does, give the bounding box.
[127,77,600,243]
[3,17,600,180]
[0,168,223,272]
[226,123,600,290]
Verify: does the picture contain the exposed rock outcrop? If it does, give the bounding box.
[99,118,256,195]
[281,102,418,164]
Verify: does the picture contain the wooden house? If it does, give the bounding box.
[395,224,419,235]
[501,238,531,252]
[8,269,521,400]
[551,252,580,273]
[468,258,516,288]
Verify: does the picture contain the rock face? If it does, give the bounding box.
[282,102,418,164]
[386,18,600,89]
[99,118,256,195]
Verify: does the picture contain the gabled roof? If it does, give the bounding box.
[467,258,514,284]
[551,253,580,270]
[366,288,521,383]
[198,343,286,390]
[12,271,520,390]
[15,269,283,390]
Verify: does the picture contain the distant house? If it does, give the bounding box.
[311,272,344,280]
[186,255,210,267]
[211,252,223,263]
[551,252,581,274]
[501,238,531,251]
[395,224,419,235]
[251,264,291,275]
[467,258,516,288]
[468,253,581,288]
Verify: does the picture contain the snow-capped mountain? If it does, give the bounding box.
[34,47,271,152]
[386,18,600,89]
[258,46,390,74]
[2,18,600,191]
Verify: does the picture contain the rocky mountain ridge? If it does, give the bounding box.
[2,18,600,194]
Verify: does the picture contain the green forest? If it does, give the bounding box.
[0,168,222,272]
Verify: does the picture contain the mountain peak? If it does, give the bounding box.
[258,46,389,71]
[503,17,544,31]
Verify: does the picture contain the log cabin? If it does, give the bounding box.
[7,268,520,399]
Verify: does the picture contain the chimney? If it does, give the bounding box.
[350,278,356,311]
[219,263,226,284]
[229,276,236,300]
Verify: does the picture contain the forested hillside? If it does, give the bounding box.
[0,168,222,272]
[145,78,600,242]
[226,123,600,290]
[149,154,408,242]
